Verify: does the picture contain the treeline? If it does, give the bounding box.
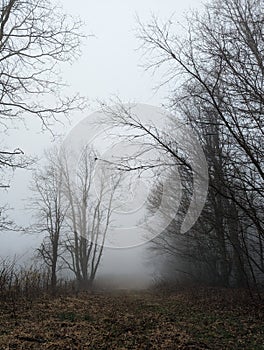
[142,0,264,291]
[98,0,264,292]
[0,0,263,296]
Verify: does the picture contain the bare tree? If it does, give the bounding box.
[134,0,264,288]
[30,148,68,293]
[61,146,120,290]
[96,0,263,289]
[0,0,86,231]
[0,204,13,230]
[0,0,86,184]
[137,0,263,182]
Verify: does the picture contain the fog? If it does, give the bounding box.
[1,1,263,347]
[0,0,202,289]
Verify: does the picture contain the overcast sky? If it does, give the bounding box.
[0,0,202,284]
[62,0,202,105]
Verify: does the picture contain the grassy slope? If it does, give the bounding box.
[0,288,263,349]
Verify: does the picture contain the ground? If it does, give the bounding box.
[0,288,263,349]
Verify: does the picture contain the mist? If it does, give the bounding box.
[1,0,263,348]
[0,0,202,290]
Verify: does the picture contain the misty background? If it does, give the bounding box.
[0,0,202,288]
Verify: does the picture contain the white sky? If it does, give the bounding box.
[62,0,202,106]
[0,0,202,283]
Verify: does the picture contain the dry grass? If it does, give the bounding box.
[0,288,263,349]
